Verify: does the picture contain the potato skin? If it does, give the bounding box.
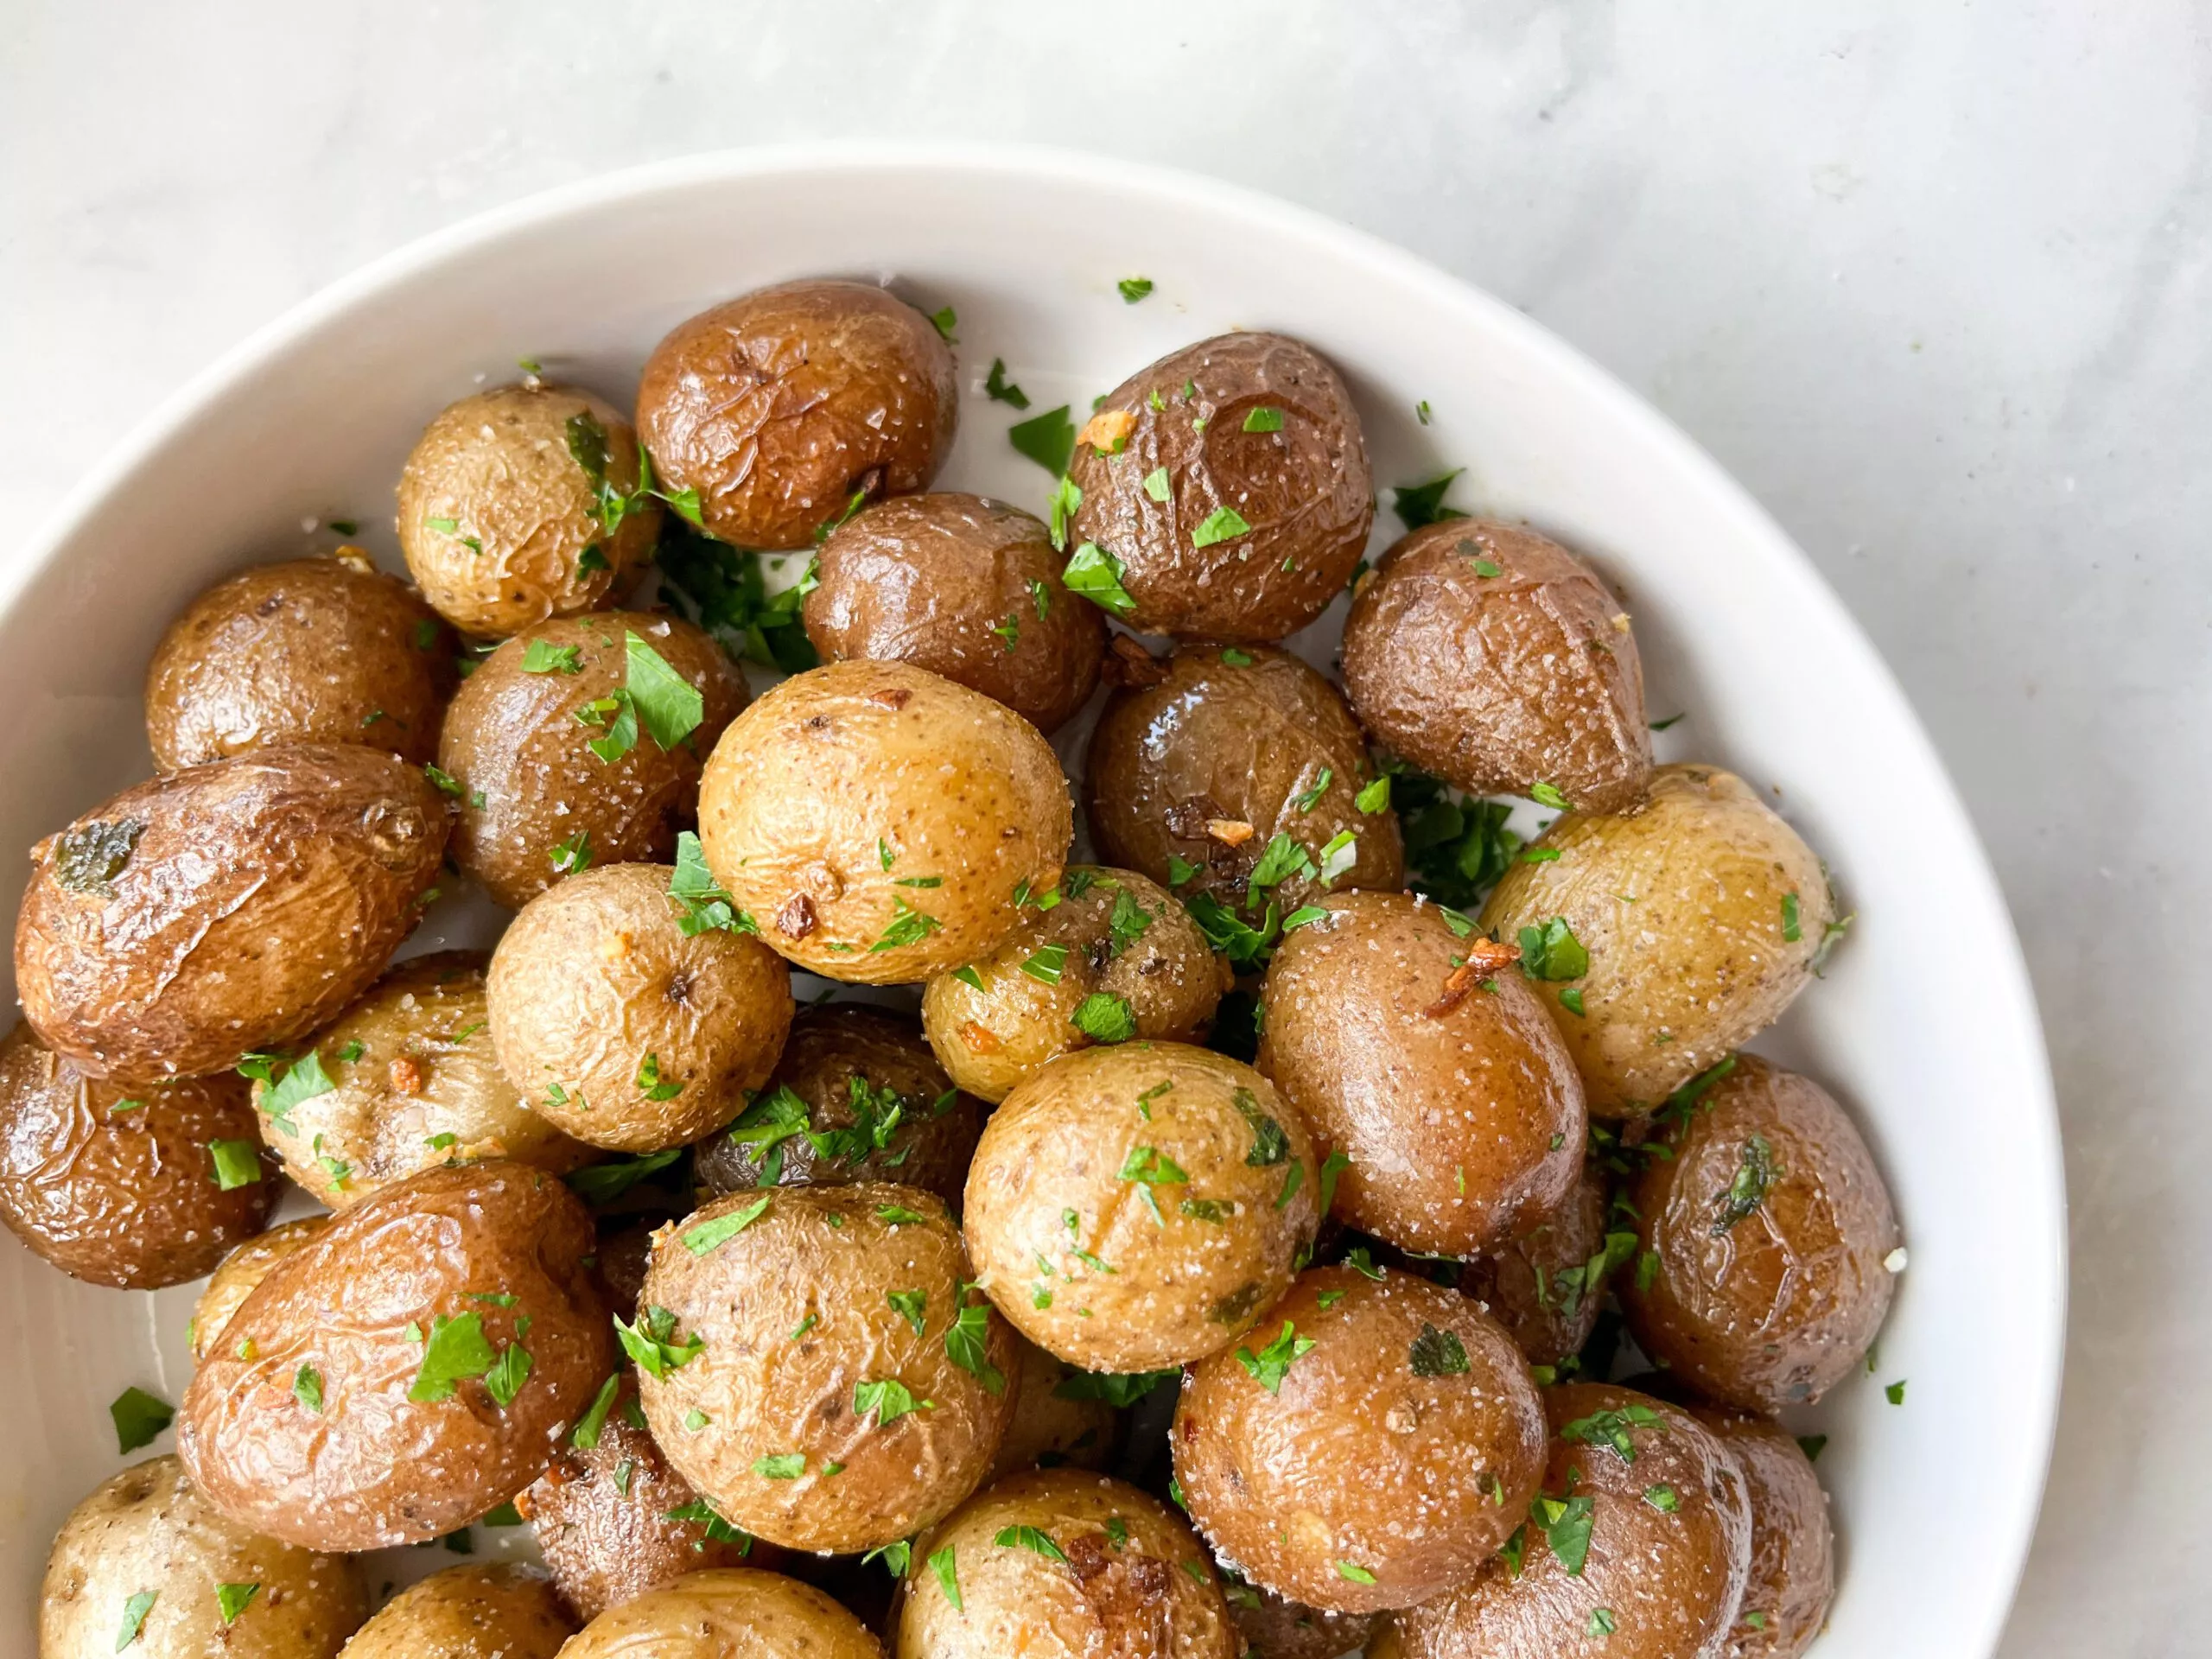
[805,493,1105,734]
[1065,333,1372,641]
[38,1455,365,1659]
[439,613,749,910]
[487,865,793,1151]
[636,1183,1019,1554]
[921,866,1229,1103]
[338,1563,575,1659]
[1228,1584,1380,1659]
[145,552,454,771]
[1619,1056,1899,1411]
[1685,1408,1834,1659]
[1342,522,1652,814]
[639,279,958,551]
[986,1334,1119,1483]
[178,1161,612,1550]
[963,1044,1320,1373]
[1459,1161,1616,1368]
[397,384,660,638]
[562,1567,885,1658]
[1478,763,1837,1115]
[1084,644,1402,914]
[15,744,448,1082]
[192,1217,328,1363]
[697,660,1071,984]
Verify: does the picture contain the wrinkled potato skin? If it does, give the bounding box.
[193,1217,330,1363]
[397,385,660,638]
[639,279,958,551]
[1065,333,1372,641]
[439,613,748,910]
[1256,892,1586,1256]
[145,553,454,771]
[1620,1056,1899,1412]
[487,865,793,1151]
[1478,764,1837,1115]
[179,1162,612,1551]
[921,867,1229,1103]
[1085,644,1401,914]
[1460,1162,1615,1368]
[964,1044,1320,1373]
[636,1183,1019,1554]
[1230,1587,1380,1659]
[898,1469,1239,1659]
[806,493,1105,734]
[698,660,1071,984]
[986,1334,1120,1483]
[1342,522,1653,814]
[16,745,448,1083]
[39,1456,365,1659]
[339,1563,575,1659]
[1173,1268,1546,1614]
[1686,1408,1834,1659]
[1393,1382,1752,1659]
[562,1568,885,1658]
[692,1005,984,1207]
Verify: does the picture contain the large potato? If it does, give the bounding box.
[15,745,448,1081]
[1685,1407,1834,1658]
[338,1564,574,1659]
[192,1217,328,1363]
[1459,1161,1619,1368]
[561,1568,884,1658]
[178,1161,612,1550]
[697,659,1071,984]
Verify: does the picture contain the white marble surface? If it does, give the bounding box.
[2,2,2203,1651]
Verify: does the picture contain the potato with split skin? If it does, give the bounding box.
[986,1332,1120,1482]
[1226,1583,1380,1659]
[921,866,1230,1103]
[563,1567,886,1658]
[15,744,448,1083]
[963,1043,1320,1373]
[697,659,1071,984]
[337,1563,575,1659]
[1684,1407,1834,1658]
[1459,1161,1621,1368]
[192,1217,329,1363]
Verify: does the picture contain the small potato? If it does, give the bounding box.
[1173,1267,1546,1614]
[488,865,793,1151]
[1256,891,1586,1256]
[697,660,1071,984]
[639,278,958,550]
[805,493,1105,734]
[1685,1407,1834,1658]
[1228,1585,1380,1659]
[1619,1055,1900,1412]
[144,551,454,771]
[1478,763,1838,1115]
[897,1468,1239,1658]
[15,745,448,1082]
[39,1455,365,1658]
[1460,1162,1619,1368]
[985,1334,1119,1483]
[693,1005,984,1208]
[921,866,1228,1103]
[635,1183,1019,1554]
[1065,332,1372,641]
[1084,644,1402,916]
[192,1217,329,1363]
[963,1044,1320,1373]
[562,1567,884,1658]
[179,1162,613,1551]
[0,1021,274,1289]
[1341,522,1653,814]
[438,613,750,910]
[338,1563,574,1659]
[397,384,660,637]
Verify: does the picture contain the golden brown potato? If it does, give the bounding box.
[1084,643,1402,918]
[338,1564,575,1659]
[1226,1584,1380,1659]
[805,493,1106,734]
[15,745,448,1082]
[1619,1055,1899,1412]
[487,864,793,1151]
[921,866,1229,1103]
[1685,1408,1834,1658]
[178,1161,613,1551]
[1478,763,1839,1116]
[985,1334,1119,1483]
[639,279,958,550]
[1173,1267,1546,1613]
[144,551,454,772]
[692,1005,984,1208]
[39,1455,365,1658]
[963,1043,1320,1373]
[697,660,1071,984]
[1255,891,1585,1256]
[397,384,660,638]
[192,1217,329,1363]
[1064,333,1372,641]
[562,1568,885,1658]
[634,1183,1018,1554]
[1459,1162,1619,1368]
[1342,522,1653,815]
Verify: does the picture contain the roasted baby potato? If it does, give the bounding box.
[984,1333,1120,1483]
[561,1567,885,1658]
[638,278,958,550]
[338,1563,575,1659]
[15,744,448,1082]
[1686,1406,1834,1658]
[963,1043,1320,1373]
[191,1217,328,1363]
[1065,332,1372,641]
[1459,1161,1620,1368]
[1227,1586,1380,1659]
[697,659,1071,984]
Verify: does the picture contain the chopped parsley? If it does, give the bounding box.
[1062,542,1136,615]
[1391,468,1468,531]
[207,1139,263,1191]
[931,1543,963,1608]
[1517,917,1590,982]
[854,1377,932,1427]
[408,1313,499,1403]
[115,1592,156,1649]
[1711,1135,1779,1233]
[1191,505,1252,547]
[215,1582,260,1625]
[1020,944,1070,984]
[928,306,957,341]
[1070,992,1137,1044]
[1008,405,1077,476]
[668,831,755,936]
[983,358,1029,409]
[1561,1403,1662,1462]
[614,1305,704,1380]
[1408,1324,1470,1376]
[871,897,942,953]
[996,1523,1068,1562]
[1116,276,1154,303]
[520,639,582,674]
[571,1373,620,1449]
[753,1453,806,1479]
[683,1196,772,1255]
[1235,1319,1315,1394]
[109,1387,172,1452]
[1142,466,1172,502]
[887,1288,928,1336]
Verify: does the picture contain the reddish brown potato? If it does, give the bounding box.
[1460,1163,1619,1368]
[192,1217,329,1363]
[1687,1408,1833,1658]
[639,279,958,550]
[985,1333,1119,1483]
[1227,1586,1380,1659]
[563,1567,886,1657]
[339,1563,575,1659]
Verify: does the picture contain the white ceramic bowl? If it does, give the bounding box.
[0,144,2060,1653]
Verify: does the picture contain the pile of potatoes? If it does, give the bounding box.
[8,278,1898,1659]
